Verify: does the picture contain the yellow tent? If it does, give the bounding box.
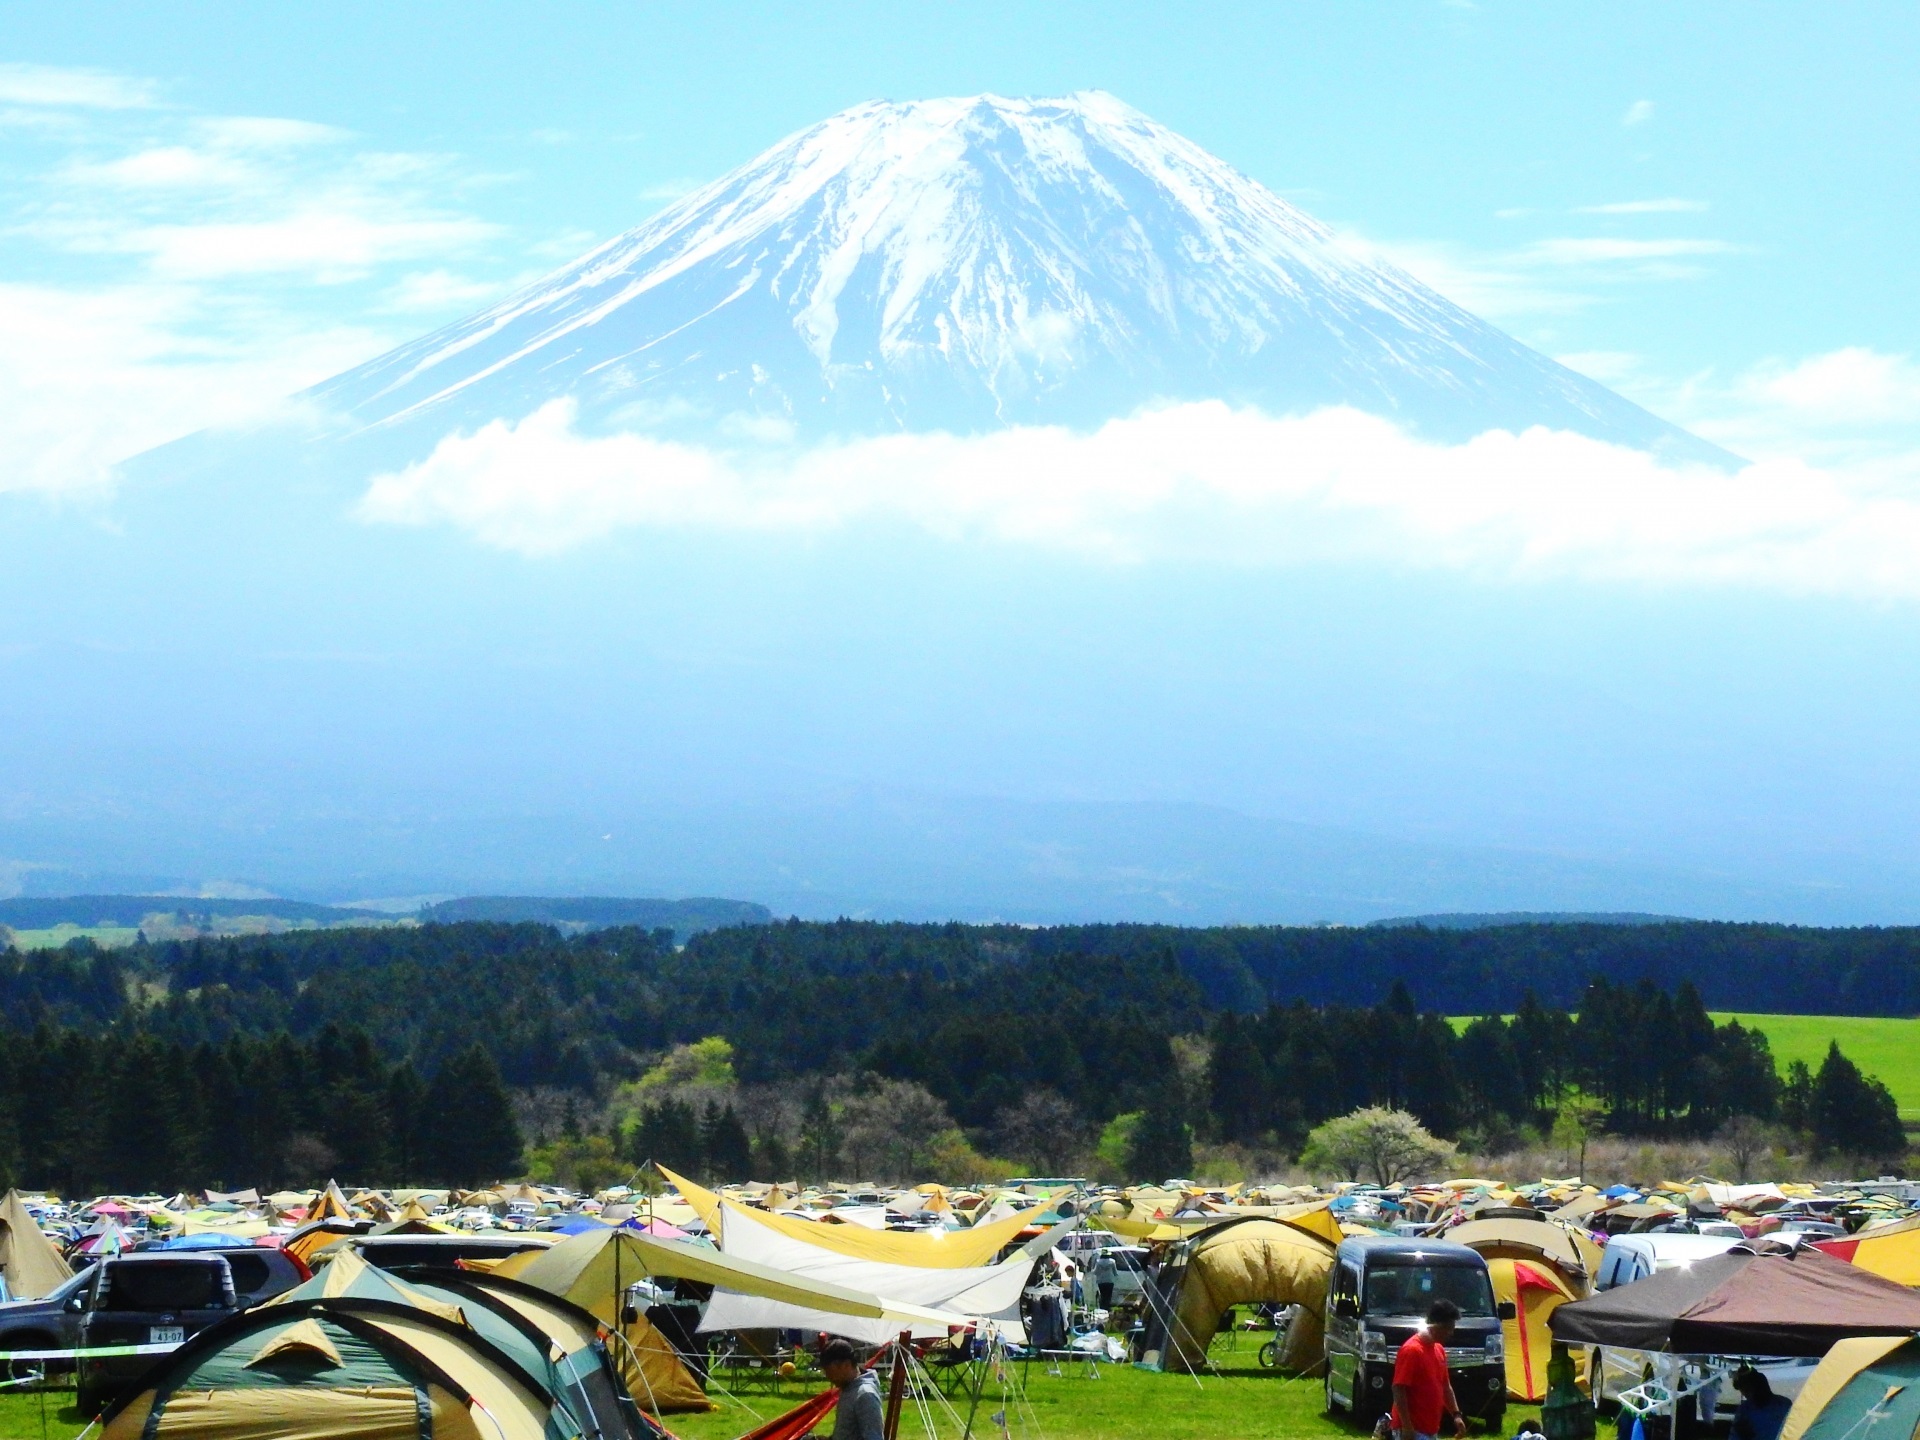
[660,1165,1042,1268]
[307,1180,356,1222]
[0,1189,71,1299]
[1153,1217,1337,1373]
[1448,1218,1594,1401]
[1817,1212,1920,1285]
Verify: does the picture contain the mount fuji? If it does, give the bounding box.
[305,90,1725,465]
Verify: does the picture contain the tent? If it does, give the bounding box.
[307,1180,357,1223]
[1140,1216,1337,1373]
[103,1249,659,1440]
[1550,1244,1920,1356]
[660,1166,1042,1268]
[1779,1335,1920,1440]
[1447,1217,1597,1401]
[0,1188,72,1299]
[1816,1212,1920,1285]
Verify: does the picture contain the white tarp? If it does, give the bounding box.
[697,1201,1036,1343]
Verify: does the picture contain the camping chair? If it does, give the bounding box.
[710,1330,795,1396]
[918,1332,987,1399]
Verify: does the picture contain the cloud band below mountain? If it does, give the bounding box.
[355,398,1920,598]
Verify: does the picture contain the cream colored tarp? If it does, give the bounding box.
[515,1226,961,1339]
[699,1200,1034,1342]
[0,1189,72,1299]
[661,1166,1041,1268]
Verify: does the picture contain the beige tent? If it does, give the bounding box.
[0,1189,71,1299]
[102,1250,656,1440]
[1150,1217,1338,1373]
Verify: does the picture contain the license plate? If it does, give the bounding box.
[150,1326,185,1345]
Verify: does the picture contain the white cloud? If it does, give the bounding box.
[1622,100,1656,127]
[0,62,158,109]
[1577,198,1709,215]
[354,398,1920,601]
[383,269,511,313]
[0,280,390,495]
[0,69,532,492]
[1341,225,1733,323]
[1600,348,1920,469]
[1743,348,1920,428]
[1522,237,1732,265]
[109,212,500,281]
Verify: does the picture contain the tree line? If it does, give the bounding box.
[0,1024,523,1195]
[0,919,1910,1191]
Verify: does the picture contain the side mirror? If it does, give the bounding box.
[1334,1297,1358,1319]
[1497,1301,1517,1321]
[66,1294,87,1313]
[621,1305,640,1326]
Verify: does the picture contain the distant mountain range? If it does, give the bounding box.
[0,894,770,943]
[1369,910,1694,929]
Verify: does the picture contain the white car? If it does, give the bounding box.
[1589,1234,1815,1415]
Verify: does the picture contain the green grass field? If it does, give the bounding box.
[4,924,142,951]
[1712,1012,1920,1120]
[1451,1011,1920,1121]
[0,1355,1515,1440]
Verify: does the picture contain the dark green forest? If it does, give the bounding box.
[0,917,1910,1191]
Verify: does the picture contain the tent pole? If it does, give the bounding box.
[883,1332,910,1440]
[958,1330,990,1440]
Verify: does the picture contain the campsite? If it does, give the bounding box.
[11,1165,1920,1440]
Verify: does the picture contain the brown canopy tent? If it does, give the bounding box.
[1550,1243,1920,1357]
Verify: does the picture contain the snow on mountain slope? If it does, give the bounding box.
[311,91,1725,461]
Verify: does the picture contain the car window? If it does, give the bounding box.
[101,1262,223,1311]
[224,1254,269,1294]
[1364,1264,1496,1318]
[50,1265,97,1301]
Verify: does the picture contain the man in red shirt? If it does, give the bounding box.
[1393,1299,1466,1440]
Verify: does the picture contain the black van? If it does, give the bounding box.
[1323,1235,1510,1430]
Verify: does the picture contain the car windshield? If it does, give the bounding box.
[1364,1263,1496,1318]
[102,1262,223,1311]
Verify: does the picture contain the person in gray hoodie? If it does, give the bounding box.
[822,1339,885,1440]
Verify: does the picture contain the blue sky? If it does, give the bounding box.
[3,1,1917,492]
[5,2,1920,917]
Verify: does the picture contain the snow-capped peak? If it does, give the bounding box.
[312,92,1724,463]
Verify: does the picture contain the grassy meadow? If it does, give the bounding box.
[0,1353,1426,1440]
[1712,1012,1920,1120]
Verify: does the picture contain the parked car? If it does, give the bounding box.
[1324,1236,1510,1430]
[0,1263,98,1368]
[74,1255,240,1415]
[1777,1218,1847,1240]
[1587,1233,1815,1415]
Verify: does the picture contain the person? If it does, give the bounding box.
[1729,1368,1791,1440]
[1092,1249,1117,1311]
[1392,1298,1466,1440]
[821,1338,884,1440]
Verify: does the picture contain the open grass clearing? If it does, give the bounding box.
[1711,1012,1920,1121]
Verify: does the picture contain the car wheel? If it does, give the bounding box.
[1485,1405,1506,1433]
[1326,1366,1341,1415]
[76,1380,101,1418]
